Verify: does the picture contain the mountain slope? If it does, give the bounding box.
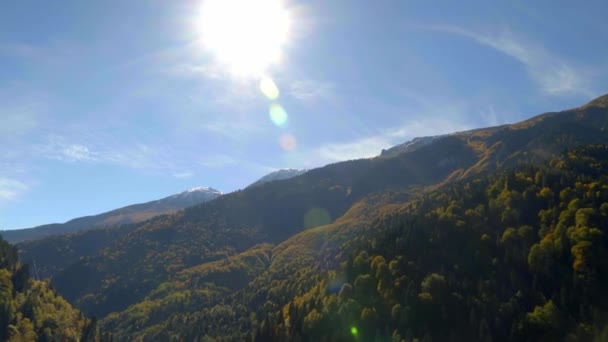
[249,144,608,341]
[21,132,483,290]
[248,169,308,188]
[2,187,222,243]
[19,94,608,339]
[42,133,482,318]
[101,144,608,341]
[0,235,105,341]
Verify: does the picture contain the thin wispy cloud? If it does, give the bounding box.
[162,60,234,81]
[173,171,194,179]
[316,136,389,162]
[0,40,88,74]
[199,155,238,168]
[33,130,262,181]
[38,135,96,162]
[0,177,29,203]
[0,106,38,137]
[163,58,337,105]
[478,105,508,127]
[0,86,47,138]
[422,25,594,97]
[36,134,181,172]
[287,79,335,101]
[315,118,471,163]
[0,42,40,59]
[307,92,474,165]
[99,143,165,170]
[204,119,265,136]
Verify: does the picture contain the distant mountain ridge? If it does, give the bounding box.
[247,168,307,188]
[1,186,222,243]
[380,135,448,157]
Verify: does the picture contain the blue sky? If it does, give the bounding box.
[1,0,608,230]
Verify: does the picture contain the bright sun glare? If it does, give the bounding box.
[198,0,290,76]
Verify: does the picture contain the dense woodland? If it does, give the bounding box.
[0,235,105,341]
[253,145,608,341]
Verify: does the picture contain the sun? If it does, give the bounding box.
[198,0,290,77]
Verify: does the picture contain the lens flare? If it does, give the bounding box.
[304,208,331,229]
[269,103,288,127]
[279,133,297,151]
[260,77,280,100]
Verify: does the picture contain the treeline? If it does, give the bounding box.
[0,235,108,341]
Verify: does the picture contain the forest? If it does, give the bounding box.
[252,145,608,341]
[0,235,106,341]
[80,145,608,341]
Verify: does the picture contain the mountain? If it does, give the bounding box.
[247,168,308,188]
[380,134,448,157]
[156,187,223,208]
[250,144,608,341]
[23,132,482,287]
[2,187,222,243]
[16,94,608,340]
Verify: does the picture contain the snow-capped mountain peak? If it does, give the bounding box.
[380,135,448,158]
[248,169,307,188]
[184,186,222,195]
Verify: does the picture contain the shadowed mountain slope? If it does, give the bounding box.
[2,187,221,243]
